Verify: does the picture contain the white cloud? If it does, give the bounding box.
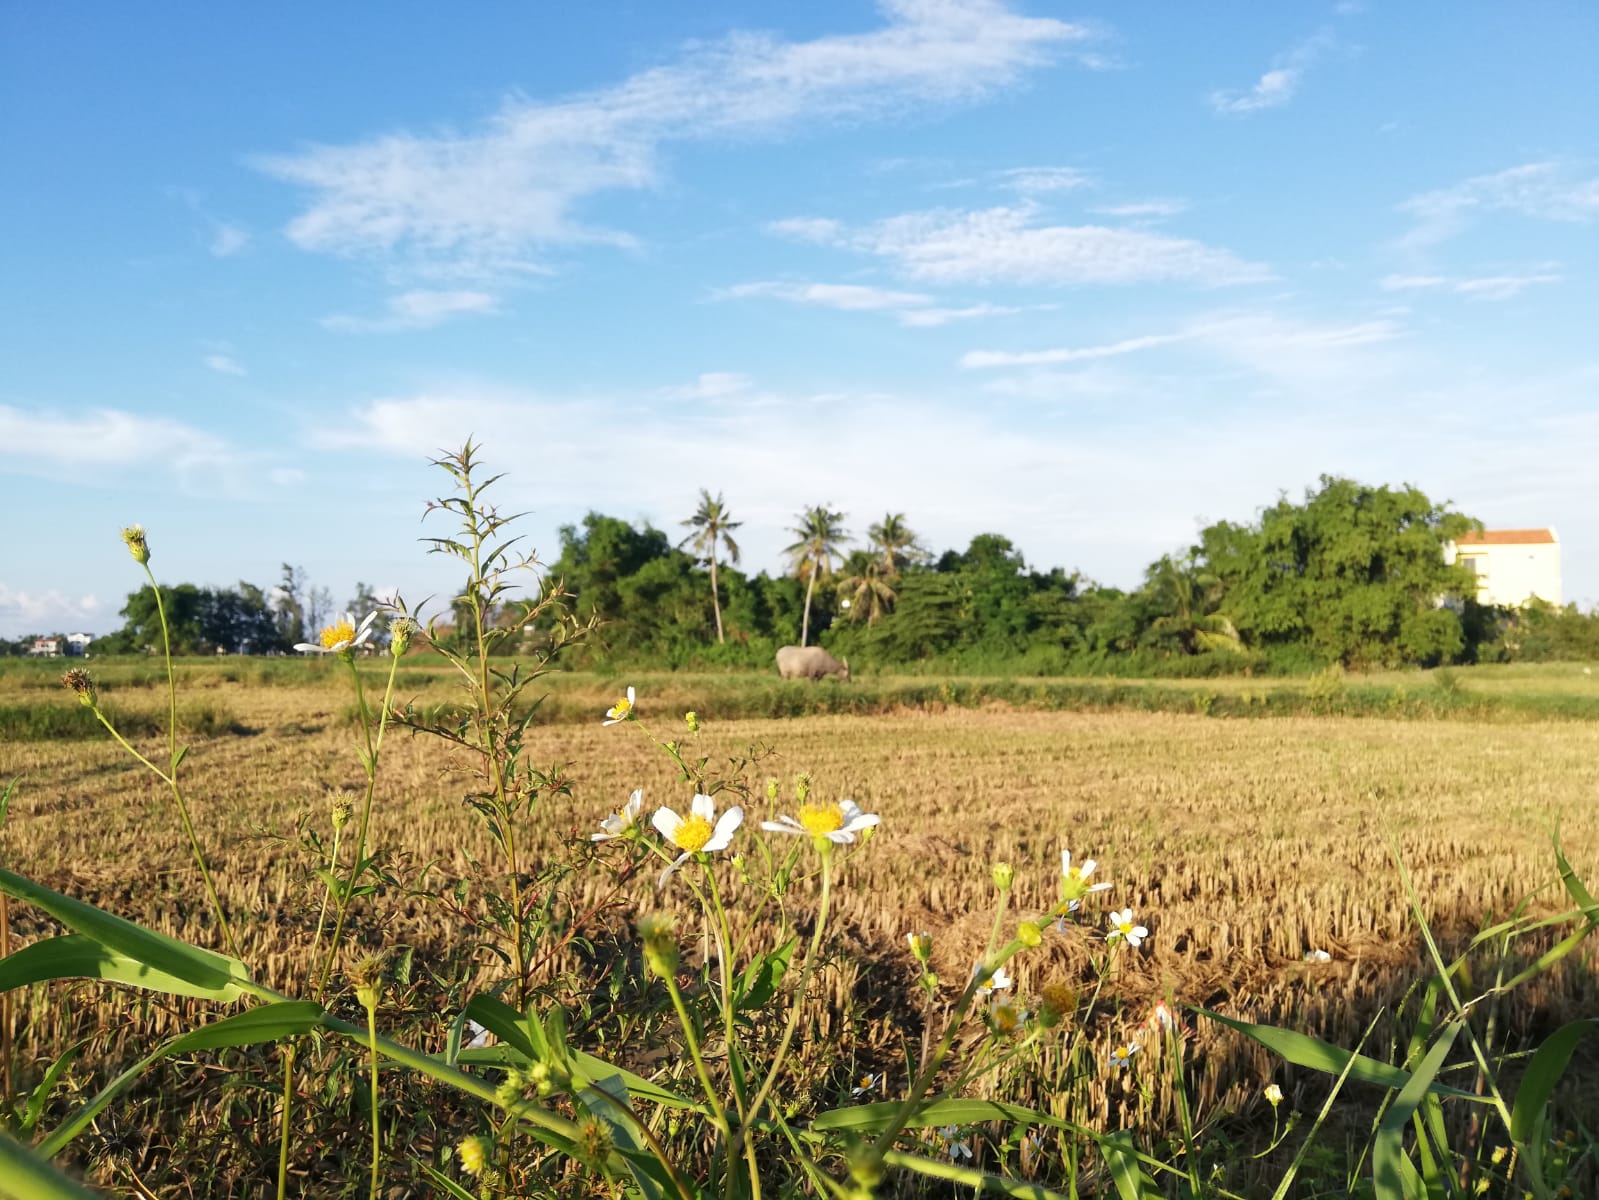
[321,290,501,333]
[662,372,755,401]
[1380,271,1561,301]
[0,585,102,638]
[269,467,308,487]
[770,203,1271,286]
[255,1,1093,280]
[0,405,233,471]
[996,166,1093,195]
[1209,31,1335,115]
[723,280,933,311]
[962,312,1403,382]
[896,302,1026,326]
[1398,162,1599,248]
[204,353,247,376]
[1092,199,1186,219]
[209,223,250,257]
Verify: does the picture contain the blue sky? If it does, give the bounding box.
[3,1,1596,637]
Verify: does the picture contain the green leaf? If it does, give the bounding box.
[1554,835,1599,925]
[19,1042,88,1138]
[1102,1130,1161,1200]
[568,1051,703,1113]
[0,1129,103,1200]
[0,935,245,1001]
[1373,1020,1462,1200]
[1509,1018,1599,1185]
[735,936,798,1012]
[38,1002,323,1157]
[1194,1008,1485,1102]
[814,1097,1048,1133]
[0,778,16,830]
[578,1075,669,1200]
[879,1148,1073,1199]
[0,868,250,999]
[462,994,536,1059]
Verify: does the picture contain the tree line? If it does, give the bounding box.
[9,475,1595,669]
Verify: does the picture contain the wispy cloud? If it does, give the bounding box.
[661,372,757,401]
[1397,162,1599,249]
[962,312,1403,381]
[209,223,250,257]
[996,166,1093,195]
[321,289,501,333]
[1380,271,1561,301]
[721,279,1029,326]
[203,353,247,376]
[254,1,1093,282]
[0,405,233,471]
[1209,30,1335,115]
[1091,199,1187,220]
[768,203,1271,287]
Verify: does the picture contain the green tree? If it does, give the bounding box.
[867,512,921,576]
[783,504,849,647]
[836,549,898,625]
[1142,553,1243,656]
[679,489,743,644]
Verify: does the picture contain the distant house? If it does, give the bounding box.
[65,632,94,656]
[1445,528,1562,608]
[29,637,62,657]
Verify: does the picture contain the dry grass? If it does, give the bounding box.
[3,678,1596,1190]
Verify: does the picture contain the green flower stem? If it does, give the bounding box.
[316,652,400,997]
[701,870,750,1121]
[275,1042,296,1200]
[310,820,345,954]
[365,1000,381,1200]
[659,957,732,1152]
[872,937,1026,1158]
[88,706,238,959]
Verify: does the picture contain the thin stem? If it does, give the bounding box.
[142,564,178,774]
[661,957,730,1140]
[275,1042,295,1200]
[366,1002,381,1200]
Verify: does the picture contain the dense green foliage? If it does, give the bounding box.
[10,475,1595,671]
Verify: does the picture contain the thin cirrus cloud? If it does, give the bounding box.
[1380,272,1561,301]
[209,223,250,257]
[768,204,1272,287]
[252,1,1095,282]
[719,280,1028,326]
[203,353,247,376]
[1396,162,1599,249]
[321,290,501,333]
[0,405,233,471]
[1208,30,1336,115]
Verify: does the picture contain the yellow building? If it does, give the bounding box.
[1445,528,1562,608]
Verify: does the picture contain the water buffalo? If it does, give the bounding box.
[775,645,850,681]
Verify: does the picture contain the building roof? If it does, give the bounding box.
[1455,528,1557,546]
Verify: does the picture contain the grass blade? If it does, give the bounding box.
[880,1148,1074,1199]
[0,1129,103,1200]
[1373,1020,1462,1200]
[1509,1018,1599,1186]
[0,934,244,1002]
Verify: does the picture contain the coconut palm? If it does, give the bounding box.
[1144,553,1243,655]
[784,504,849,647]
[837,552,898,624]
[679,489,742,644]
[867,512,922,576]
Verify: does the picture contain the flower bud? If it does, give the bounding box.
[120,524,150,565]
[456,1135,488,1176]
[766,777,780,801]
[1016,919,1043,948]
[578,1117,613,1163]
[1264,1083,1283,1107]
[991,862,1015,891]
[389,617,414,657]
[795,773,811,805]
[906,930,933,962]
[330,793,354,831]
[349,954,384,1011]
[639,914,679,978]
[61,668,97,708]
[684,710,700,734]
[495,1070,527,1108]
[1037,980,1078,1029]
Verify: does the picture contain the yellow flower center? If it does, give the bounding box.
[320,620,355,649]
[798,802,845,835]
[608,695,633,719]
[673,814,714,853]
[1117,920,1133,935]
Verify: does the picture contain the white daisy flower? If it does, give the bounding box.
[1106,908,1149,948]
[464,1020,491,1049]
[603,685,636,726]
[1107,1042,1140,1068]
[1060,848,1112,900]
[592,789,644,841]
[972,963,1012,997]
[295,611,380,656]
[850,1072,881,1097]
[939,1126,974,1160]
[760,798,880,844]
[652,793,743,888]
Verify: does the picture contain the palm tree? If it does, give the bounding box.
[867,512,921,576]
[784,504,849,647]
[837,553,898,624]
[1145,553,1243,655]
[679,489,742,644]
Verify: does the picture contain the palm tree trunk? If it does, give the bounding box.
[710,553,725,644]
[800,570,816,646]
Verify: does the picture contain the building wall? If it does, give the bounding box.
[1450,541,1562,607]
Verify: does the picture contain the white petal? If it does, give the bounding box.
[657,853,689,890]
[292,643,324,654]
[626,685,636,704]
[691,793,716,821]
[704,806,744,852]
[839,814,880,835]
[355,610,381,638]
[624,789,643,818]
[1080,859,1097,877]
[1061,849,1072,874]
[760,820,804,836]
[652,808,683,842]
